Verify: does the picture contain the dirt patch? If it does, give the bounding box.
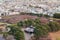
[2,15,49,24]
[2,15,38,24]
[49,31,60,40]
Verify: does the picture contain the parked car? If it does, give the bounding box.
[24,26,34,33]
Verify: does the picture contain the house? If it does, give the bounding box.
[0,0,59,17]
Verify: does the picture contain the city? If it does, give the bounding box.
[0,0,60,40]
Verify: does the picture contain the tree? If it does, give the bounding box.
[34,24,48,40]
[48,21,60,32]
[44,14,50,18]
[24,19,33,27]
[17,21,23,27]
[42,24,51,32]
[53,13,60,19]
[7,25,25,40]
[34,18,41,25]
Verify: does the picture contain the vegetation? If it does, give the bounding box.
[17,18,60,40]
[17,19,34,27]
[18,18,49,40]
[34,24,49,40]
[53,13,60,19]
[7,25,25,40]
[1,13,60,40]
[48,21,60,32]
[24,19,33,27]
[5,17,60,40]
[17,21,24,27]
[44,14,50,18]
[33,19,50,40]
[20,12,50,18]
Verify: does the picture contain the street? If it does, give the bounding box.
[22,28,32,40]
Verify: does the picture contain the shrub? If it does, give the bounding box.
[7,25,25,40]
[24,19,33,27]
[34,18,41,24]
[42,24,51,32]
[48,21,60,32]
[54,22,60,31]
[34,21,60,40]
[34,24,49,40]
[44,14,50,18]
[53,13,60,19]
[17,19,34,27]
[17,21,24,27]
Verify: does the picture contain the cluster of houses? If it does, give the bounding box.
[0,0,59,19]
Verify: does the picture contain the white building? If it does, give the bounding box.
[0,0,60,17]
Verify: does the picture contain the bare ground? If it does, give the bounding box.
[49,31,60,40]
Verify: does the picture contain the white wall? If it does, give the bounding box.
[8,12,19,15]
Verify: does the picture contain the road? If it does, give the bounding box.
[0,34,5,40]
[24,32,31,40]
[22,28,32,40]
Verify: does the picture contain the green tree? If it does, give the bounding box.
[17,21,23,27]
[34,18,41,25]
[48,21,60,32]
[53,13,60,19]
[7,25,25,40]
[24,19,33,27]
[42,24,51,32]
[34,24,48,40]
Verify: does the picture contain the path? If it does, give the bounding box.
[0,34,5,40]
[22,28,32,40]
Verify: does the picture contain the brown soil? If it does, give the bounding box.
[49,31,60,40]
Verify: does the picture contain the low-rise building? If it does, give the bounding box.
[0,0,60,17]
